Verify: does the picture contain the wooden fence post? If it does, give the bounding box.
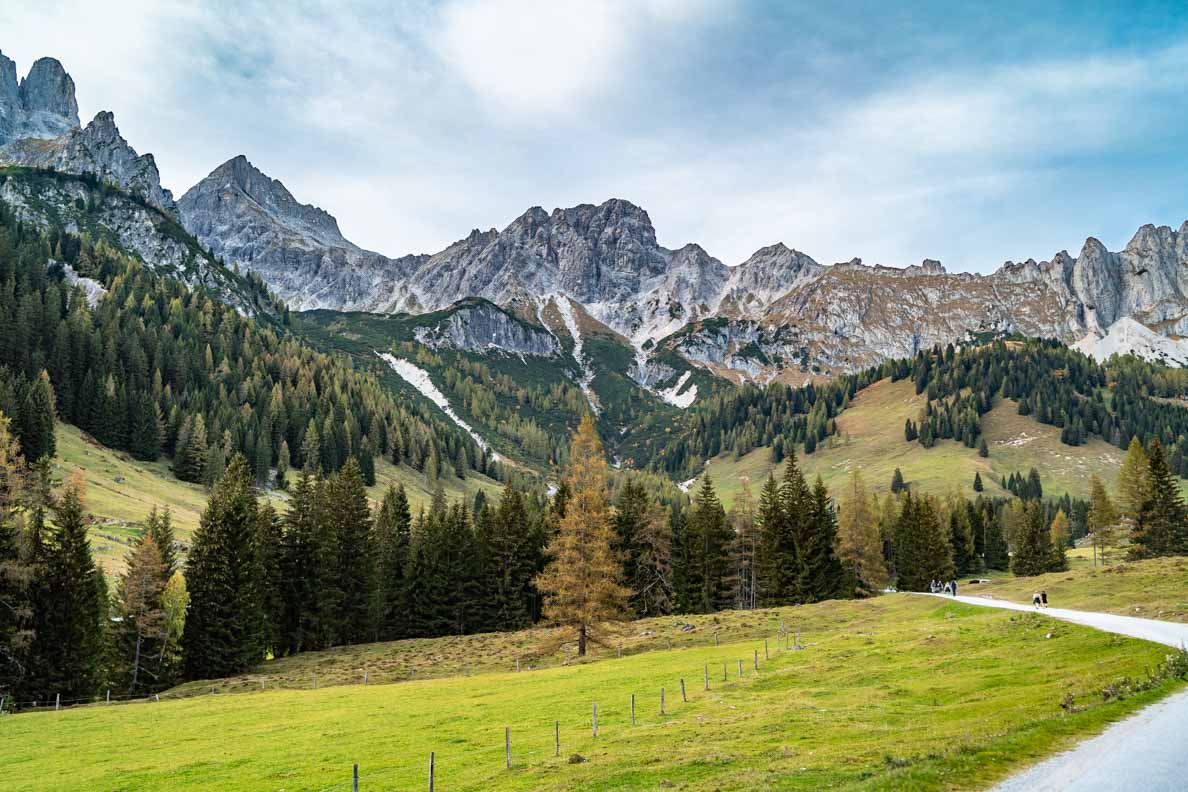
[631,693,636,725]
[754,649,759,671]
[353,763,359,792]
[506,726,511,769]
[55,693,60,711]
[592,702,598,737]
[680,678,687,702]
[106,689,110,704]
[722,662,727,682]
[704,663,709,691]
[765,639,769,660]
[516,658,520,673]
[429,752,435,791]
[364,670,369,685]
[660,687,665,715]
[738,659,743,678]
[555,720,560,756]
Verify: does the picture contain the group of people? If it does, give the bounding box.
[929,579,959,596]
[1031,590,1050,608]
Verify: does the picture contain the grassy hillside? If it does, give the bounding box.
[968,555,1188,622]
[54,422,501,575]
[702,377,1139,509]
[2,594,1179,791]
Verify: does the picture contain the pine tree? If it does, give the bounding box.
[31,482,104,700]
[184,455,265,679]
[173,414,208,483]
[779,453,812,602]
[891,494,954,590]
[0,413,32,697]
[977,437,989,457]
[18,370,56,462]
[327,458,375,645]
[1130,438,1188,559]
[972,472,983,492]
[801,476,845,601]
[835,468,887,596]
[755,473,788,606]
[372,483,411,640]
[483,485,539,631]
[256,503,285,657]
[633,498,674,617]
[143,506,177,581]
[686,475,731,613]
[890,467,905,494]
[534,415,629,656]
[1011,500,1052,577]
[130,393,161,461]
[728,477,759,610]
[281,471,339,653]
[613,480,649,614]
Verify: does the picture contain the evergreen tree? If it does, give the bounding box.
[687,475,732,613]
[173,414,208,484]
[972,472,983,492]
[372,483,411,640]
[977,437,989,457]
[801,476,845,601]
[256,503,285,657]
[1011,500,1052,577]
[18,371,56,462]
[890,467,905,494]
[633,498,674,617]
[1130,438,1188,559]
[29,482,104,700]
[755,473,786,606]
[130,393,161,461]
[143,506,176,581]
[0,414,31,698]
[184,455,265,678]
[613,480,649,613]
[281,471,338,653]
[483,485,539,631]
[891,494,954,590]
[534,415,629,656]
[327,458,375,644]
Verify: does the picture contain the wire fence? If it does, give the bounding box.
[2,625,812,789]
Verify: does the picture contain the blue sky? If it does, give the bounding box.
[4,0,1188,272]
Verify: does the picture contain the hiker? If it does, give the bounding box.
[951,580,958,597]
[929,580,937,593]
[1041,590,1048,608]
[943,581,952,596]
[1032,591,1042,609]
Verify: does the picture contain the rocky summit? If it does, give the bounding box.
[0,52,79,144]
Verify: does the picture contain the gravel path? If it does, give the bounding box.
[926,592,1188,791]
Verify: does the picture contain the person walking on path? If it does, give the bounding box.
[1041,590,1048,608]
[1032,591,1042,609]
[951,580,958,597]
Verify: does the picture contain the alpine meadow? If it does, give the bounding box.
[6,3,1188,791]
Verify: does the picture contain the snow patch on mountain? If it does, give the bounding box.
[553,295,600,414]
[377,352,501,458]
[657,371,697,408]
[1074,317,1188,366]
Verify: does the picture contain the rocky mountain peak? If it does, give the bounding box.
[0,52,79,144]
[185,155,347,248]
[18,57,78,123]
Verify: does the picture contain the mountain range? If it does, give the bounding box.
[4,49,1188,406]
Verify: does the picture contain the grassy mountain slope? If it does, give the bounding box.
[56,421,502,575]
[2,593,1177,791]
[701,377,1134,508]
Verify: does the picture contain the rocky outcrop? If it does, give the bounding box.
[178,155,422,311]
[1,111,175,212]
[413,300,562,357]
[0,53,78,144]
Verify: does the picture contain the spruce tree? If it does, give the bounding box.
[801,476,845,601]
[32,482,104,700]
[633,498,674,617]
[755,473,786,606]
[256,503,285,657]
[18,371,56,462]
[972,472,983,492]
[779,453,812,603]
[328,458,375,644]
[613,480,649,613]
[1130,438,1188,559]
[0,414,31,697]
[143,506,177,581]
[1011,500,1052,576]
[890,467,905,494]
[184,455,265,679]
[534,415,629,656]
[372,483,411,640]
[892,494,955,590]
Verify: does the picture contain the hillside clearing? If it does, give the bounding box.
[702,377,1155,509]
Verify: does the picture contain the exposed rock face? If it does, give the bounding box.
[413,300,562,357]
[1,111,175,212]
[177,149,1188,379]
[0,53,79,144]
[177,155,422,311]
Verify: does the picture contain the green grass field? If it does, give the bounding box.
[53,422,501,575]
[703,378,1141,509]
[2,593,1182,791]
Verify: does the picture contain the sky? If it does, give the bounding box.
[4,0,1188,272]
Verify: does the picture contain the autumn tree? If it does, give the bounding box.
[1116,436,1152,522]
[113,534,169,695]
[535,415,629,656]
[835,468,888,596]
[1087,475,1120,564]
